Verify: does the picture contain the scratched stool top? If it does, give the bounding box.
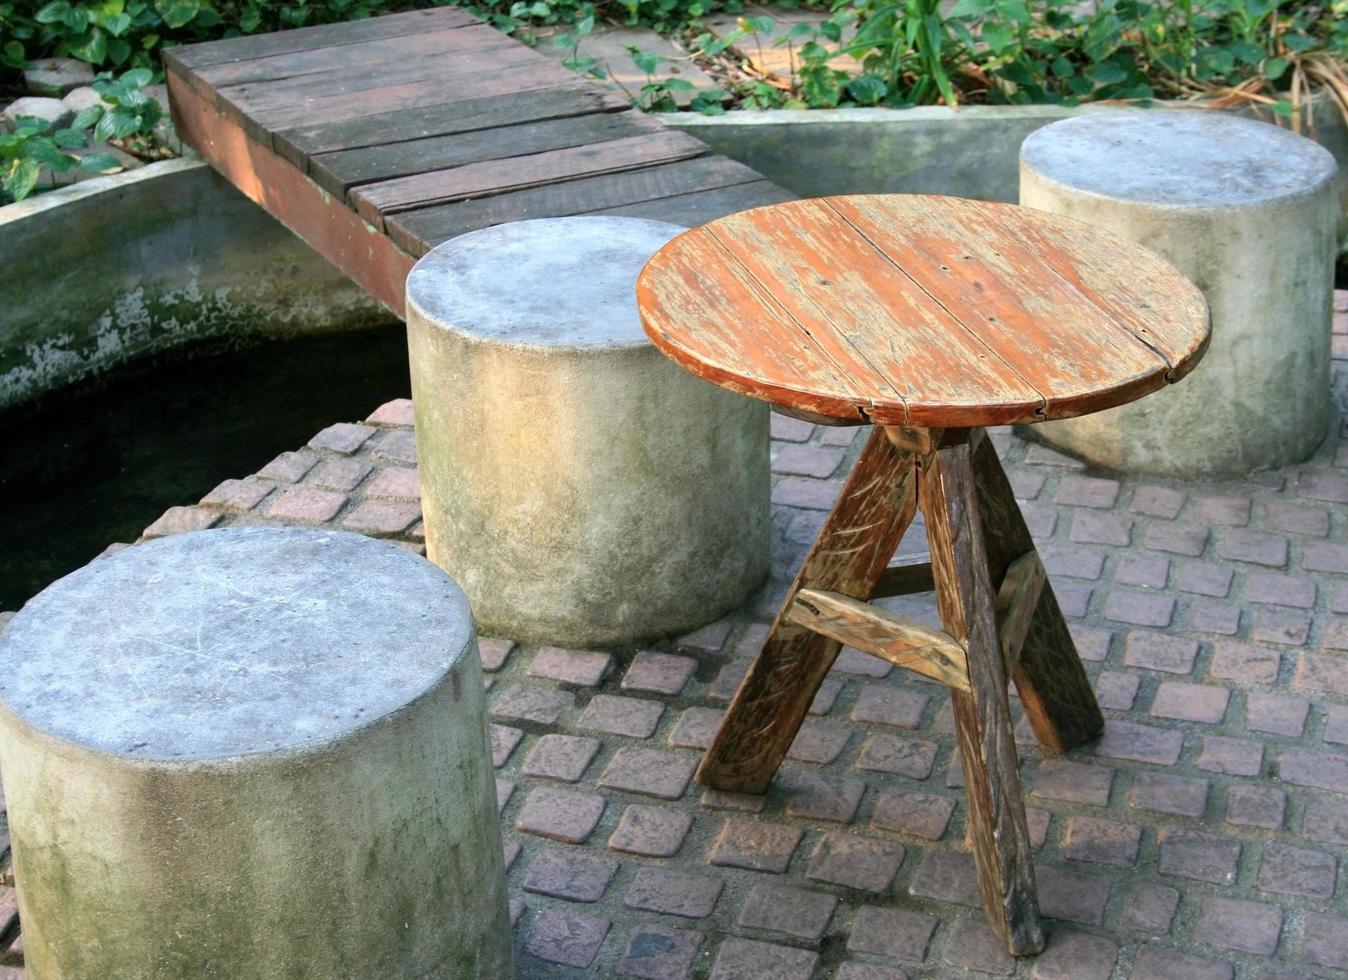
[636,194,1210,427]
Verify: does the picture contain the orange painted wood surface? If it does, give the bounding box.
[637,195,1210,427]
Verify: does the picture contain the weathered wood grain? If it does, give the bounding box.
[351,129,708,226]
[588,179,795,227]
[920,432,1043,956]
[871,553,935,598]
[636,195,1210,427]
[166,69,414,316]
[788,588,971,692]
[969,433,1103,753]
[994,551,1046,672]
[696,426,922,793]
[391,156,769,257]
[309,109,659,197]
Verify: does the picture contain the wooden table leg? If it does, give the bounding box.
[970,434,1104,753]
[696,426,922,794]
[921,430,1044,956]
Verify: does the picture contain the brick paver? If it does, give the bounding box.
[17,314,1342,978]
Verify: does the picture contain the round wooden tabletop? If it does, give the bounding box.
[636,195,1210,427]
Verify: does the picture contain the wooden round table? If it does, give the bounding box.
[636,194,1209,957]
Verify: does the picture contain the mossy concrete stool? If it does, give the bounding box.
[405,216,770,646]
[0,527,512,980]
[1020,110,1339,477]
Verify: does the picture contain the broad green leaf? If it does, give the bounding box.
[107,38,131,64]
[1264,56,1289,80]
[1088,60,1128,84]
[80,152,123,171]
[52,126,88,148]
[68,28,108,64]
[5,158,42,201]
[34,1,70,24]
[846,72,888,103]
[947,0,989,18]
[155,0,200,28]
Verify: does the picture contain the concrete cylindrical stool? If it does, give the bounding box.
[406,216,770,646]
[0,527,511,979]
[1020,110,1339,477]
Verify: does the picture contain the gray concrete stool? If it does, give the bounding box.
[0,527,511,979]
[406,216,770,646]
[1020,110,1339,477]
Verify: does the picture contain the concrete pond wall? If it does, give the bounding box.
[0,155,389,413]
[663,99,1348,249]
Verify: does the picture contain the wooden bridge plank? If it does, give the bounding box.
[312,109,664,198]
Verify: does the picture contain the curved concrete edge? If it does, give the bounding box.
[0,154,390,414]
[660,99,1348,250]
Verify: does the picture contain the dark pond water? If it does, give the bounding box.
[0,323,410,611]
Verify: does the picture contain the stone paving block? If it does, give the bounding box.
[523,848,618,902]
[1055,475,1121,508]
[527,907,612,968]
[1037,866,1111,925]
[1115,553,1170,588]
[805,832,903,893]
[770,414,814,441]
[1158,829,1240,885]
[1247,572,1316,608]
[832,645,894,677]
[1042,545,1106,580]
[810,677,844,715]
[496,778,514,811]
[1031,758,1114,806]
[772,476,844,510]
[529,646,611,687]
[1031,929,1117,980]
[1210,641,1281,684]
[1225,785,1286,829]
[846,906,938,962]
[608,804,693,858]
[201,477,273,511]
[257,449,318,482]
[1252,609,1312,646]
[701,788,765,813]
[616,923,702,980]
[708,937,817,980]
[1150,682,1229,724]
[677,618,732,653]
[668,707,723,750]
[1069,625,1112,661]
[850,684,930,729]
[307,457,373,493]
[600,748,698,800]
[772,444,845,478]
[1176,561,1234,597]
[1142,522,1207,556]
[1131,485,1186,518]
[908,850,980,907]
[836,964,910,980]
[1189,601,1242,635]
[1265,501,1330,536]
[1193,896,1283,955]
[1124,633,1199,674]
[370,427,417,464]
[1121,883,1180,935]
[491,684,574,725]
[1094,720,1184,765]
[1294,652,1348,695]
[340,498,420,535]
[263,486,347,523]
[490,724,522,767]
[1021,504,1059,538]
[1096,671,1140,710]
[707,818,803,873]
[478,638,515,672]
[1061,815,1141,867]
[783,773,865,823]
[578,694,663,739]
[1196,494,1251,526]
[1219,529,1289,567]
[1279,749,1348,793]
[1130,944,1233,980]
[1104,591,1175,628]
[1326,704,1348,745]
[1245,692,1309,737]
[855,733,938,779]
[625,867,723,919]
[308,421,375,454]
[737,883,838,943]
[1303,795,1348,846]
[1297,471,1348,503]
[1197,735,1264,776]
[941,917,1014,975]
[870,790,956,840]
[1304,541,1348,575]
[516,786,606,844]
[708,661,749,702]
[1054,581,1093,617]
[365,398,414,427]
[621,651,696,695]
[522,734,601,782]
[1070,511,1132,546]
[786,721,850,764]
[1302,912,1348,971]
[363,464,418,498]
[1257,841,1337,898]
[1011,470,1046,499]
[142,505,222,538]
[1127,772,1209,818]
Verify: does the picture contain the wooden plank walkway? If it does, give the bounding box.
[163,7,792,315]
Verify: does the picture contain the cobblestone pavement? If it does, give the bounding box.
[1,294,1346,979]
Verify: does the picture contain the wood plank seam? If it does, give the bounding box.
[819,196,1053,421]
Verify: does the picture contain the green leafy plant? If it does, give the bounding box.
[79,67,164,148]
[1,115,120,204]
